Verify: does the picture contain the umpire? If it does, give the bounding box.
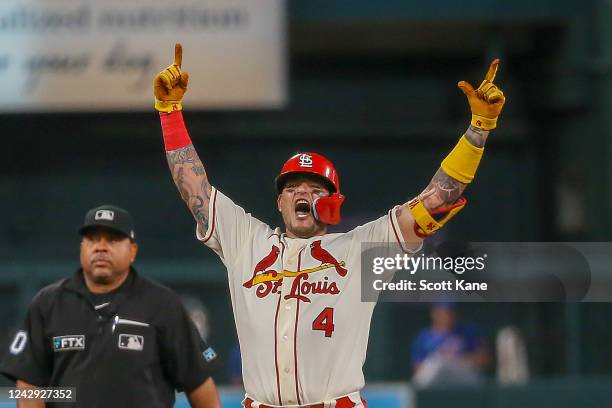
[0,205,221,408]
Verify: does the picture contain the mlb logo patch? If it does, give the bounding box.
[118,334,144,351]
[203,347,217,362]
[53,335,85,352]
[95,210,115,221]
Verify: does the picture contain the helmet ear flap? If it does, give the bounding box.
[312,194,345,225]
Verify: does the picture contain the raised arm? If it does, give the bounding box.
[396,60,506,242]
[154,43,213,233]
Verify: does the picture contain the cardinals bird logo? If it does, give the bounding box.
[243,241,347,300]
[310,240,347,276]
[243,245,280,288]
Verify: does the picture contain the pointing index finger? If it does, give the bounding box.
[174,43,182,67]
[484,58,500,82]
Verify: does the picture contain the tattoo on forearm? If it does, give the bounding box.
[464,125,489,148]
[167,146,199,165]
[166,145,212,231]
[191,195,207,226]
[397,127,488,220]
[192,165,206,176]
[176,167,191,203]
[418,168,466,212]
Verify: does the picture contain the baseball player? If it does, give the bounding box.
[154,44,505,407]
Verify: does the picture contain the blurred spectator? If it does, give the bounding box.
[181,295,211,342]
[228,343,243,385]
[496,326,529,385]
[411,302,489,387]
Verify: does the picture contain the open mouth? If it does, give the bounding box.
[294,199,311,219]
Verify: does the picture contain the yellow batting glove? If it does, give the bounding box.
[153,43,189,113]
[457,59,506,130]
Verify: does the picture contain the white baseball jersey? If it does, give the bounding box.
[197,187,420,406]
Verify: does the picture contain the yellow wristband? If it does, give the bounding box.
[407,197,467,237]
[408,197,442,236]
[471,114,497,130]
[155,99,182,113]
[441,135,484,184]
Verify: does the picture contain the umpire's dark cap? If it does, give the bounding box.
[79,205,136,241]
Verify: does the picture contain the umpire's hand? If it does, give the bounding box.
[154,43,190,112]
[457,59,506,130]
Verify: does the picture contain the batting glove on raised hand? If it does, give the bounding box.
[154,43,189,113]
[457,59,506,130]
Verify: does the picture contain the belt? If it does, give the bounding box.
[243,395,367,408]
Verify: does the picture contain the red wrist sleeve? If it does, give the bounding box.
[159,111,192,151]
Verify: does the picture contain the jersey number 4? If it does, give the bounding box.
[312,307,335,337]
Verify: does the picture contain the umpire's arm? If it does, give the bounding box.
[2,291,52,408]
[396,60,506,241]
[154,43,213,236]
[187,377,221,408]
[15,380,45,408]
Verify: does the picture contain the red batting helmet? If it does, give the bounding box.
[275,152,345,225]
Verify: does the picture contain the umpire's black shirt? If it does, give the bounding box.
[0,268,216,408]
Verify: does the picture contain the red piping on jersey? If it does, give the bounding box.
[389,209,409,253]
[272,233,285,405]
[293,248,305,405]
[294,298,301,405]
[273,293,282,405]
[201,189,218,243]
